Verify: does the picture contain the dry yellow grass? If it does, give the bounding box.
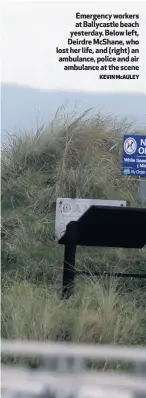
[1,107,146,345]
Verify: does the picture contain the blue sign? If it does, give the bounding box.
[122,135,146,177]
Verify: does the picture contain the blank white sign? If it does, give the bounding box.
[55,198,127,240]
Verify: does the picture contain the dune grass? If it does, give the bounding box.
[1,107,146,347]
[2,278,146,345]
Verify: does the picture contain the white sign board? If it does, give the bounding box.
[55,198,127,240]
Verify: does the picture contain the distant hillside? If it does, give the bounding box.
[1,84,146,140]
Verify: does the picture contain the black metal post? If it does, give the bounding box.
[62,221,77,300]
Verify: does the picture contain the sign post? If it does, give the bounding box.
[138,178,146,206]
[62,221,77,299]
[121,134,146,205]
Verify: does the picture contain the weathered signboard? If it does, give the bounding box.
[55,198,127,240]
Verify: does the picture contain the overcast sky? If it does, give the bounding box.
[2,1,146,93]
